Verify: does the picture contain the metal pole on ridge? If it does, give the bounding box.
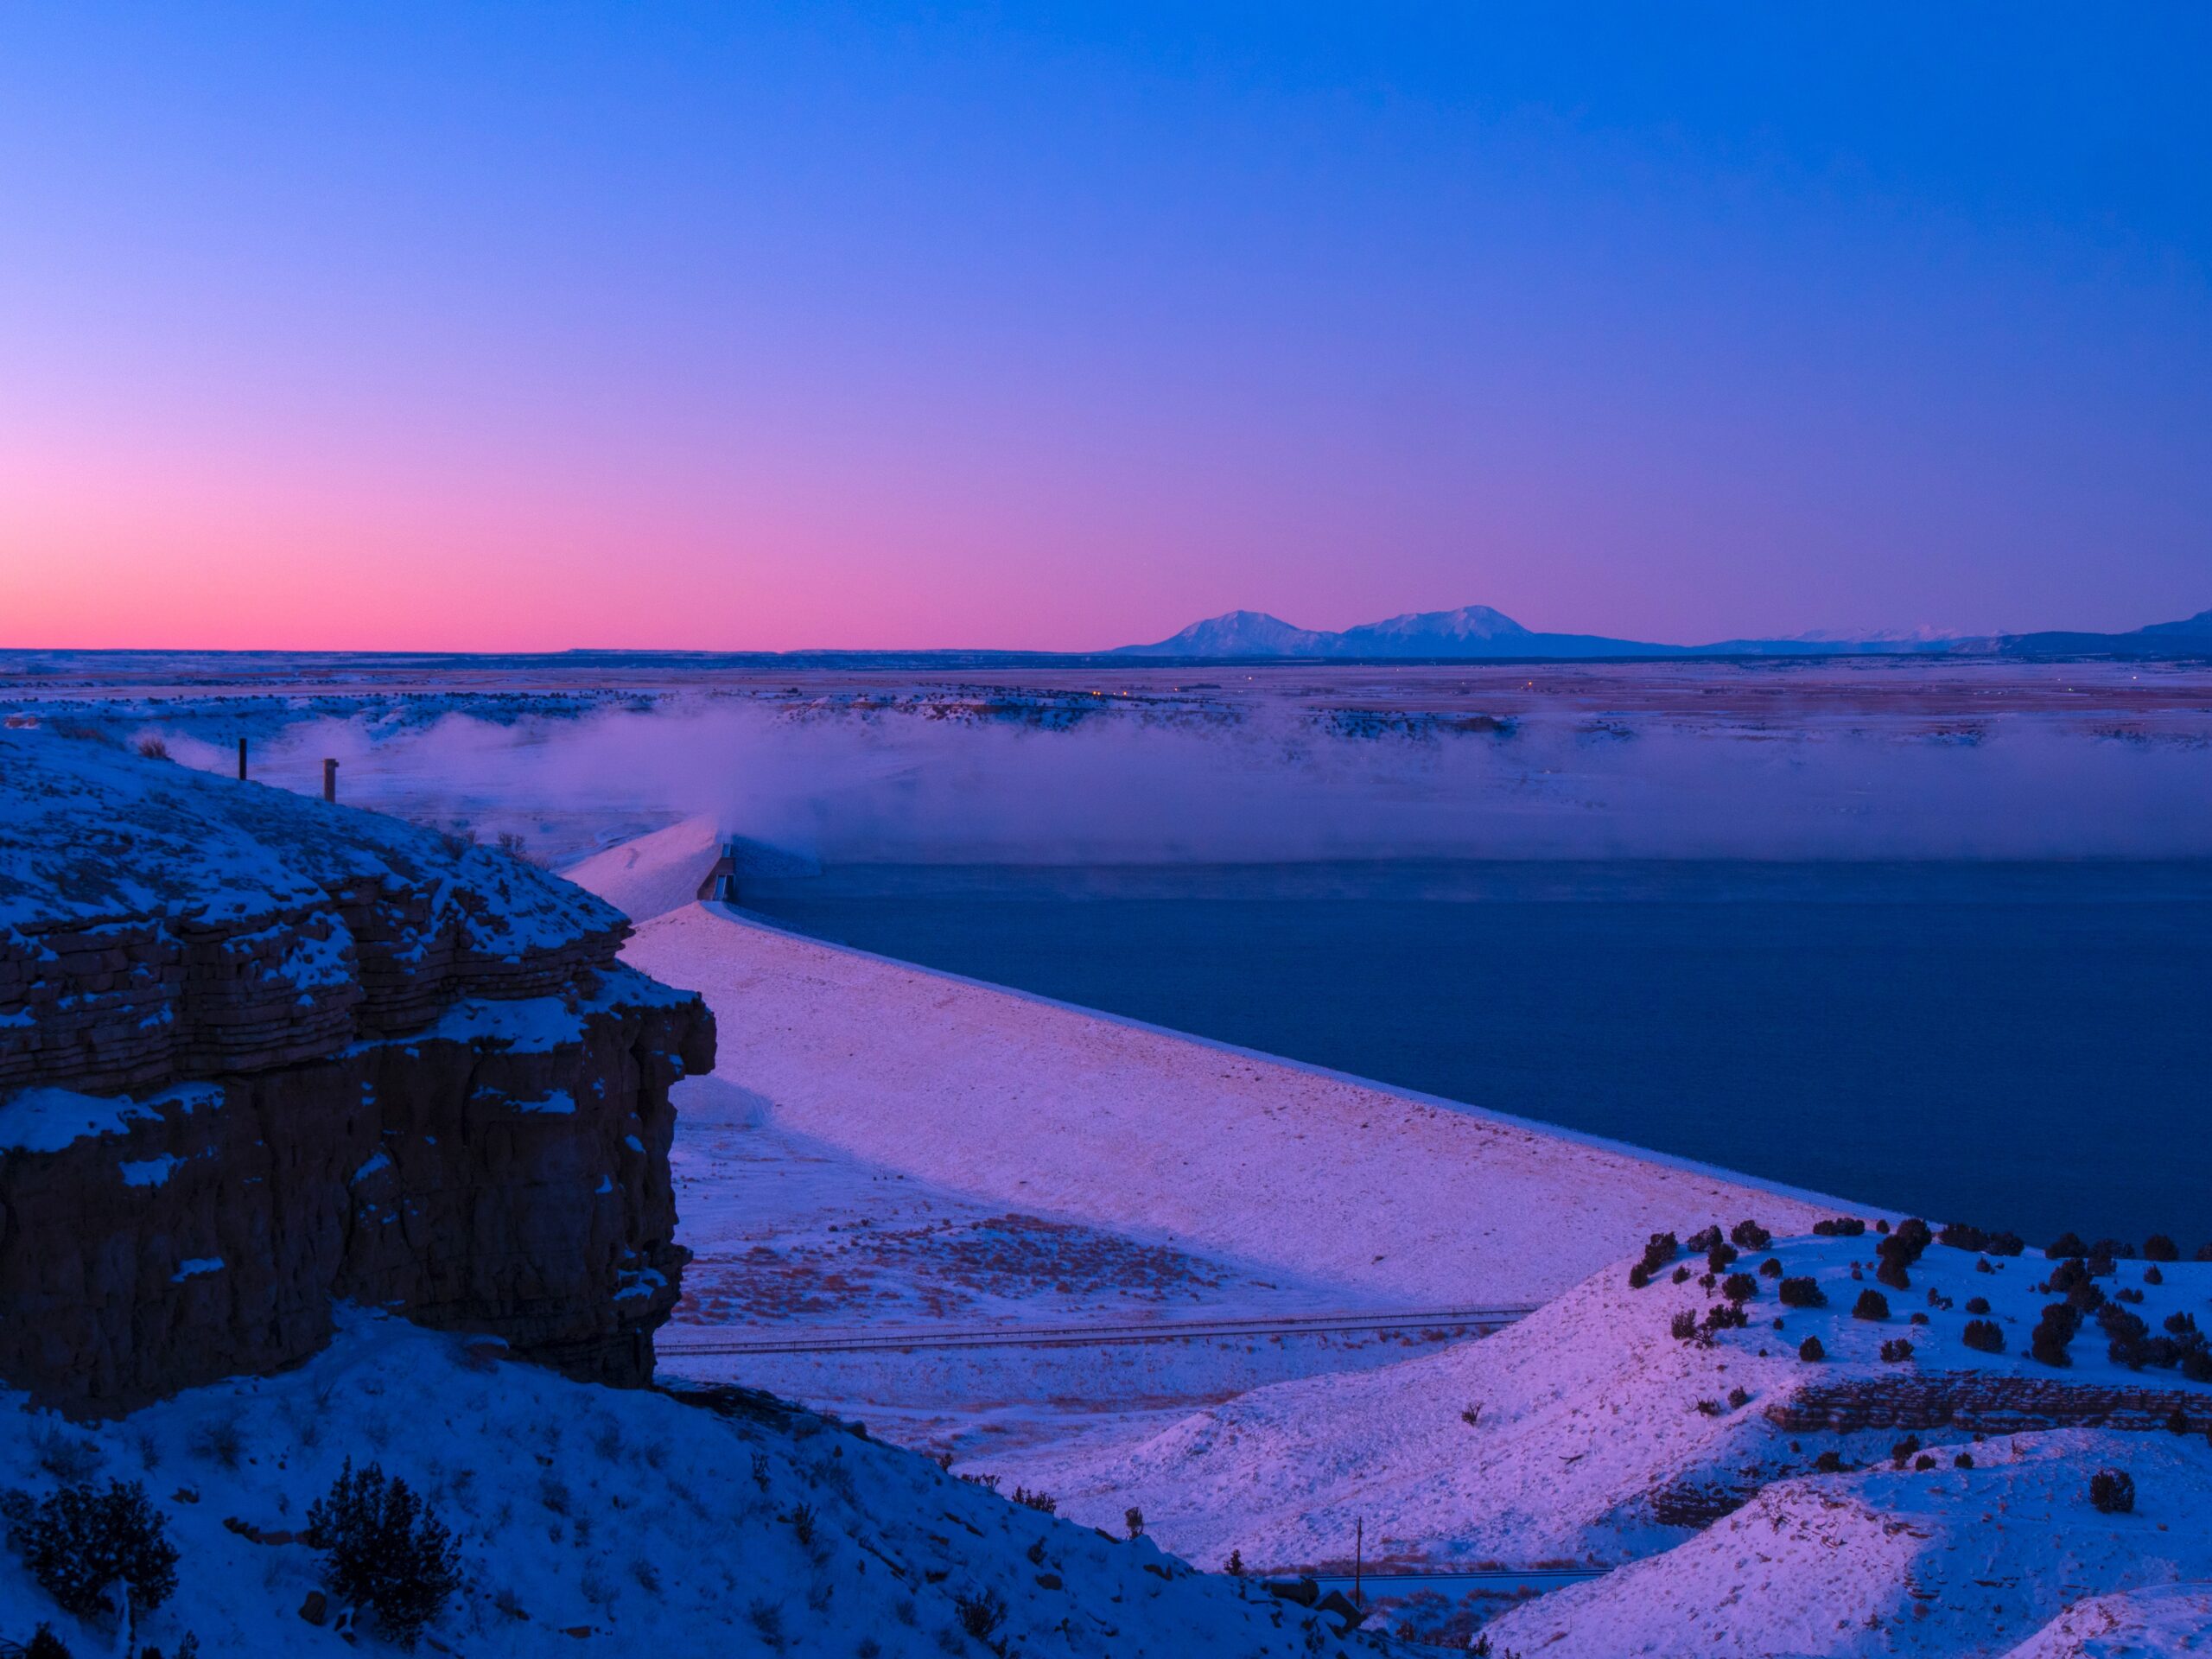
[322,758,338,802]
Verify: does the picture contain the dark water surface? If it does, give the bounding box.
[739,862,2212,1247]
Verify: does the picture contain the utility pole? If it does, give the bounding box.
[237,737,248,781]
[322,758,339,803]
[1355,1516,1363,1609]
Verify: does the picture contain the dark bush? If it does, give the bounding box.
[1913,1453,1936,1471]
[2049,1258,2091,1296]
[1938,1222,1989,1252]
[1669,1311,1699,1341]
[2167,1313,2200,1337]
[955,1587,1007,1642]
[1778,1277,1827,1309]
[1890,1435,1922,1465]
[1702,1302,1749,1332]
[1722,1273,1757,1304]
[1636,1232,1681,1278]
[2088,1469,2134,1515]
[2144,1266,2164,1287]
[1876,1258,1912,1292]
[1812,1450,1844,1472]
[1852,1289,1891,1321]
[3,1626,72,1659]
[1798,1336,1825,1362]
[1910,1311,1929,1325]
[2092,1238,2132,1264]
[1758,1257,1783,1278]
[1671,1266,1691,1284]
[1965,1297,1991,1316]
[1975,1256,1995,1274]
[1986,1231,2025,1257]
[2066,1280,2107,1314]
[1730,1219,1771,1250]
[2031,1305,2080,1368]
[1727,1386,1751,1409]
[1812,1217,1866,1237]
[1686,1225,1724,1254]
[2117,1286,2145,1303]
[1879,1338,1915,1363]
[2196,1243,2212,1262]
[1954,1452,1974,1469]
[2046,1232,2088,1260]
[304,1460,461,1648]
[1627,1262,1651,1290]
[1694,1398,1722,1417]
[3,1479,177,1619]
[2145,1234,2179,1262]
[1707,1242,1738,1274]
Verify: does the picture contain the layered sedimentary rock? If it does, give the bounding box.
[0,731,714,1412]
[1767,1373,2212,1435]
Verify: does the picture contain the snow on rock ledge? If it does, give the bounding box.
[0,732,715,1412]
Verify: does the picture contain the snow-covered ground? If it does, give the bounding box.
[622,904,1838,1313]
[982,1230,2212,1624]
[1487,1429,2212,1658]
[0,1312,1382,1657]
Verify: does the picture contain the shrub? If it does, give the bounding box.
[2144,1266,2164,1287]
[1010,1485,1056,1514]
[1123,1507,1144,1541]
[2031,1305,2079,1368]
[1798,1336,1825,1362]
[2196,1242,2212,1262]
[1722,1273,1757,1304]
[188,1416,243,1471]
[1686,1225,1724,1254]
[2145,1234,2179,1262]
[1758,1257,1783,1278]
[1778,1277,1827,1309]
[1812,1450,1844,1472]
[1890,1435,1922,1465]
[3,1626,72,1658]
[3,1479,177,1619]
[1637,1233,1681,1278]
[2046,1232,2088,1260]
[1812,1217,1866,1237]
[1965,1296,1991,1316]
[2117,1286,2145,1304]
[1671,1266,1691,1284]
[1694,1398,1721,1417]
[1954,1452,1974,1469]
[955,1587,1007,1641]
[1702,1302,1749,1332]
[1224,1549,1243,1577]
[1626,1263,1651,1290]
[1938,1223,1988,1252]
[1986,1231,2025,1257]
[1853,1289,1891,1321]
[1730,1219,1771,1250]
[1669,1311,1698,1341]
[1961,1318,2005,1354]
[2088,1470,2135,1515]
[1914,1453,1936,1471]
[1707,1242,1738,1274]
[1879,1338,1915,1363]
[134,735,171,761]
[304,1461,461,1648]
[2168,1313,2200,1337]
[1726,1386,1751,1409]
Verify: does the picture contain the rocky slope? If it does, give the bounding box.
[0,730,714,1412]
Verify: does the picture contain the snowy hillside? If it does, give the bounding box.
[0,1313,1381,1657]
[984,1227,2212,1578]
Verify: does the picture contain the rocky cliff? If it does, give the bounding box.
[0,729,715,1413]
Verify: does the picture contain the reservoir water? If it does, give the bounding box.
[739,861,2212,1247]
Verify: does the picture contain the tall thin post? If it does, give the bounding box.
[322,758,338,803]
[1355,1516,1363,1608]
[237,737,248,781]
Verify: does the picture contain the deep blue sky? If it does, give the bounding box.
[3,4,2207,647]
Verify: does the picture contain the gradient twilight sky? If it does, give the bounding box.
[2,5,2208,652]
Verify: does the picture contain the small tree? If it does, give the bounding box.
[304,1461,461,1648]
[1961,1319,2005,1354]
[2088,1469,2135,1515]
[1778,1277,1827,1309]
[1798,1336,1825,1362]
[3,1479,177,1621]
[1123,1506,1144,1541]
[1853,1289,1891,1321]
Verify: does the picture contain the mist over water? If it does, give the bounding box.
[174,702,2212,864]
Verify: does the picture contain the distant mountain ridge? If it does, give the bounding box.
[1116,603,2212,661]
[1116,605,1967,660]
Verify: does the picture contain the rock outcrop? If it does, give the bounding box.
[1767,1373,2212,1435]
[0,731,715,1413]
